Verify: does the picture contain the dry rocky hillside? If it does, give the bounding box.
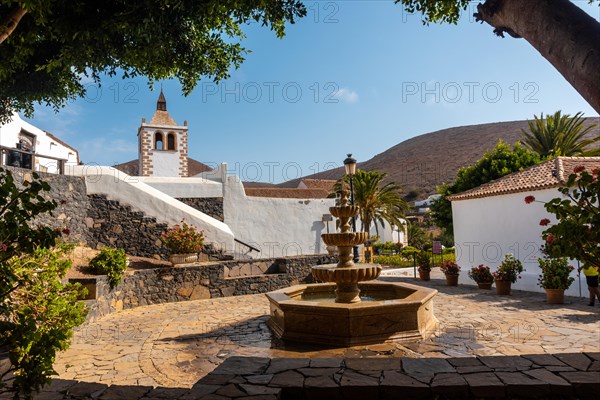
[283,118,599,197]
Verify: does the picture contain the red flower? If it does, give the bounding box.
[546,234,556,244]
[592,168,599,175]
[524,195,535,204]
[0,242,7,252]
[539,218,551,226]
[573,165,585,173]
[62,228,71,235]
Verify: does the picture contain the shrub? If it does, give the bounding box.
[468,265,494,284]
[373,255,411,268]
[493,254,524,283]
[161,220,205,254]
[439,260,460,275]
[1,245,87,398]
[537,257,574,290]
[0,168,87,398]
[88,248,128,288]
[416,251,431,271]
[372,241,403,255]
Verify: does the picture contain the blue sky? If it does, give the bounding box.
[25,1,599,183]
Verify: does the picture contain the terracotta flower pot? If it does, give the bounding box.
[445,274,459,286]
[495,280,511,295]
[418,270,431,281]
[477,282,493,290]
[545,288,565,304]
[169,253,199,266]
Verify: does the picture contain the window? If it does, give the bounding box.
[155,132,164,150]
[167,133,176,150]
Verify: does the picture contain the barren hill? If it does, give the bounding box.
[283,118,599,197]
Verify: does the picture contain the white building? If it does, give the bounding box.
[0,113,79,173]
[449,157,600,297]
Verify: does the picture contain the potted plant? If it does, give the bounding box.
[161,220,205,266]
[537,257,574,304]
[468,264,494,289]
[439,260,460,286]
[493,254,524,295]
[416,251,431,281]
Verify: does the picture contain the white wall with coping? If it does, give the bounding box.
[0,114,78,173]
[452,189,585,297]
[66,165,234,252]
[223,175,335,258]
[195,162,227,182]
[139,176,223,198]
[149,151,180,177]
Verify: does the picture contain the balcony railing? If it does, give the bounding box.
[0,145,67,175]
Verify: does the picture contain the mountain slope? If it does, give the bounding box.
[286,118,599,197]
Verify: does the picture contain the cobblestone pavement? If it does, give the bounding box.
[51,272,599,388]
[12,271,599,399]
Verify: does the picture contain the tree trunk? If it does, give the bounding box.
[476,0,600,114]
[0,7,27,45]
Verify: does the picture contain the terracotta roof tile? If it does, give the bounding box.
[448,157,600,201]
[244,188,330,199]
[149,110,178,126]
[300,179,337,191]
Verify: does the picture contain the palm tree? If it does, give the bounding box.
[520,111,599,157]
[405,221,428,249]
[331,170,408,234]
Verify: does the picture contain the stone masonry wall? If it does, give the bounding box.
[176,197,224,222]
[86,255,336,320]
[3,166,90,243]
[86,194,169,259]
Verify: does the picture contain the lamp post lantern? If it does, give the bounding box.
[343,153,360,263]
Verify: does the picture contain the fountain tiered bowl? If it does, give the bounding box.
[266,189,437,345]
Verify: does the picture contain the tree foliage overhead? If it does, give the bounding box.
[0,0,306,122]
[430,141,541,239]
[520,111,599,157]
[395,0,600,113]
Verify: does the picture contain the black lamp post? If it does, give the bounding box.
[343,153,360,263]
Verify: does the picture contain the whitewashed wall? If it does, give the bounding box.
[452,189,585,297]
[223,175,335,258]
[139,177,223,197]
[0,114,78,173]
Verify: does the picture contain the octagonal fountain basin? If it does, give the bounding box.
[266,281,438,346]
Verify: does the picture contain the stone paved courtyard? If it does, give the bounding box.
[5,270,597,399]
[35,271,599,395]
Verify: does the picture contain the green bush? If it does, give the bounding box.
[537,257,574,290]
[373,255,412,268]
[372,241,403,255]
[88,248,128,288]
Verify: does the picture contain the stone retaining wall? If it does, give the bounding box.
[86,194,169,259]
[193,353,600,399]
[84,255,336,322]
[3,166,90,243]
[176,197,224,222]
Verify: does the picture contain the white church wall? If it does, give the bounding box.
[452,189,584,297]
[223,174,335,258]
[149,150,180,177]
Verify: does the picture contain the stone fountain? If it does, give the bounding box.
[266,189,438,346]
[311,189,381,303]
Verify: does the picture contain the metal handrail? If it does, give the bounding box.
[234,238,260,253]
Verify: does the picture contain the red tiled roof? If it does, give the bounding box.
[149,110,178,126]
[244,188,330,199]
[300,179,337,192]
[448,157,600,201]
